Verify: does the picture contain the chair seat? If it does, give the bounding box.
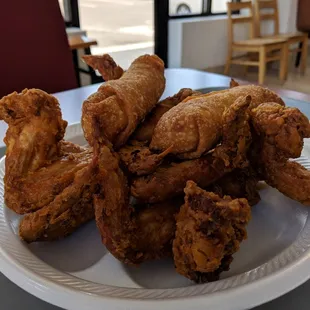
[234,37,287,46]
[264,32,307,41]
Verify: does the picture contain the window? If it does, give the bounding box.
[211,0,229,14]
[169,0,240,17]
[169,0,203,16]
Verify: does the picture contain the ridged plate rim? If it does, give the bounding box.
[1,123,310,310]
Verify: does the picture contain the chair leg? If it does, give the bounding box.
[258,46,266,85]
[224,47,232,75]
[295,42,303,68]
[300,36,308,75]
[279,43,289,82]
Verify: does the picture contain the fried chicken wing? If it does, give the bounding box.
[7,143,92,214]
[150,85,284,159]
[19,159,97,242]
[250,103,310,205]
[0,89,90,214]
[0,89,67,178]
[82,54,124,81]
[118,144,173,176]
[131,88,201,143]
[94,144,181,265]
[0,89,96,242]
[131,95,252,203]
[82,54,165,149]
[173,181,251,283]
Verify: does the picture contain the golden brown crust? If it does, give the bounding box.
[5,144,92,214]
[250,103,310,205]
[131,95,252,203]
[94,144,181,264]
[19,160,97,242]
[230,78,240,88]
[0,89,73,214]
[173,181,251,283]
[82,54,166,149]
[150,85,284,159]
[118,144,172,176]
[82,54,124,81]
[131,88,201,143]
[207,168,260,206]
[0,89,96,241]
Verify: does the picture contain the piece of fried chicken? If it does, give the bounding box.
[173,181,251,283]
[207,168,260,206]
[150,85,284,159]
[94,143,181,264]
[82,54,200,145]
[250,103,310,205]
[0,89,93,215]
[0,89,96,242]
[131,95,252,203]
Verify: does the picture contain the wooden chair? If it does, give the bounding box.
[295,0,310,68]
[224,1,287,85]
[254,0,308,77]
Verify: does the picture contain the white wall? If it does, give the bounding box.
[168,0,298,70]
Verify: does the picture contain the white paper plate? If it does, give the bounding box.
[1,123,310,310]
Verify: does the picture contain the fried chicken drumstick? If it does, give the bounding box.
[173,181,251,283]
[150,85,284,159]
[250,103,310,205]
[131,95,252,203]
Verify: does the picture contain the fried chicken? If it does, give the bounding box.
[19,158,97,242]
[0,89,93,214]
[94,144,181,264]
[173,181,251,283]
[230,78,240,88]
[118,143,173,176]
[131,95,252,203]
[207,168,260,206]
[150,85,284,159]
[250,103,310,205]
[0,89,96,242]
[82,54,124,81]
[82,54,165,149]
[131,88,201,143]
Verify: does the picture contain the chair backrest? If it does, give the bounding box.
[0,0,77,98]
[254,0,279,37]
[297,0,310,32]
[226,1,256,45]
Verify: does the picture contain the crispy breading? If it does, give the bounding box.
[131,88,201,143]
[250,103,310,205]
[82,54,165,149]
[131,95,252,203]
[173,181,251,283]
[150,85,284,159]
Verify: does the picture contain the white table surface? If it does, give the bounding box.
[1,68,310,309]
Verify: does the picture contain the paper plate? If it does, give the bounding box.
[1,123,310,310]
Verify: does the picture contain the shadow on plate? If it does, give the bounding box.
[27,220,107,272]
[124,257,193,289]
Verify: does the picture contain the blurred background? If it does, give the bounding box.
[1,0,309,95]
